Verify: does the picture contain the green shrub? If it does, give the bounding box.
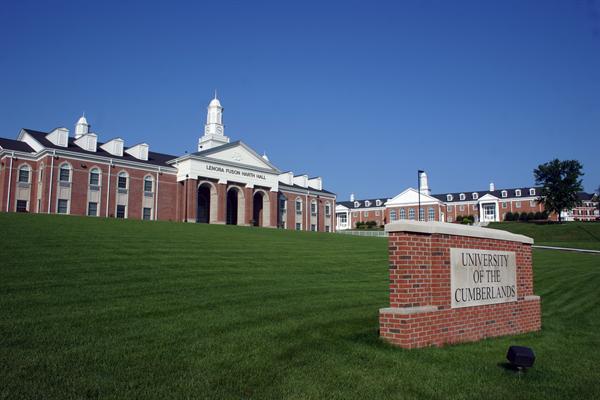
[355,221,364,229]
[534,211,543,220]
[505,212,513,221]
[456,215,464,223]
[519,212,528,222]
[527,212,535,221]
[512,212,520,221]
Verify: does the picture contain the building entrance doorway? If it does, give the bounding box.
[226,188,239,225]
[197,185,211,223]
[482,203,497,222]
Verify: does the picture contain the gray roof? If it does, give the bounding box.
[0,137,35,153]
[21,129,178,167]
[338,198,388,209]
[279,182,336,196]
[432,187,541,202]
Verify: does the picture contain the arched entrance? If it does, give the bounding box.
[197,185,211,223]
[226,187,245,225]
[253,192,264,226]
[226,188,238,225]
[252,189,271,227]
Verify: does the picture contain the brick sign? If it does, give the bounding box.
[450,248,517,308]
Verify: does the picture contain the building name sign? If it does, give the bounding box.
[450,248,517,308]
[206,164,267,181]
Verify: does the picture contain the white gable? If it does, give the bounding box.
[203,142,278,171]
[478,193,499,202]
[386,188,441,207]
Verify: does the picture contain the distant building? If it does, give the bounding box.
[335,172,598,230]
[0,96,336,232]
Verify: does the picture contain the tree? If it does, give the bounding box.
[533,159,584,223]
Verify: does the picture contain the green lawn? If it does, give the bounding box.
[489,221,600,250]
[1,213,599,399]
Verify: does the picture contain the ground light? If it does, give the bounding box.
[507,346,536,370]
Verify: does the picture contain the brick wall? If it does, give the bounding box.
[379,224,541,349]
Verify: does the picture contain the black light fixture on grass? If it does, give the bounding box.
[506,345,535,370]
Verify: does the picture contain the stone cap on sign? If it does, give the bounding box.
[384,220,534,244]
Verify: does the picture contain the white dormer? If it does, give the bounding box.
[100,138,124,157]
[376,199,382,206]
[529,188,536,196]
[472,192,478,200]
[308,177,322,191]
[515,189,522,197]
[459,193,466,201]
[125,143,149,161]
[501,190,508,198]
[278,171,294,185]
[293,174,309,188]
[354,201,360,208]
[74,133,97,152]
[46,127,69,147]
[365,200,371,207]
[447,194,453,201]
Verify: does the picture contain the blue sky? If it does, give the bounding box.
[1,0,599,199]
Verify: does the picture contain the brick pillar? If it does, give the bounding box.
[185,178,197,222]
[268,190,278,228]
[244,186,253,226]
[380,221,541,349]
[216,181,226,224]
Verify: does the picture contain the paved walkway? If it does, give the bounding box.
[532,245,600,254]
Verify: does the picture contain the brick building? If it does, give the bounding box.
[0,96,336,232]
[336,172,598,230]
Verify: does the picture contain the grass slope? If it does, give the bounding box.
[489,222,600,250]
[1,213,599,399]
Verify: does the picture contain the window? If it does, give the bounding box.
[473,204,477,210]
[515,189,521,197]
[376,200,382,206]
[144,176,153,192]
[143,207,152,220]
[529,188,536,196]
[472,193,478,200]
[118,172,128,189]
[448,216,453,223]
[311,224,316,231]
[295,222,301,231]
[363,211,368,217]
[280,198,287,211]
[18,165,30,183]
[459,193,465,201]
[428,207,435,221]
[89,168,100,186]
[447,205,453,212]
[59,163,71,182]
[390,210,397,221]
[87,202,98,216]
[447,194,453,201]
[419,208,425,221]
[408,208,415,220]
[365,200,371,207]
[16,200,28,212]
[502,202,507,209]
[325,202,331,216]
[295,199,302,214]
[325,226,330,232]
[501,190,508,198]
[57,199,69,214]
[311,201,317,215]
[515,201,521,208]
[375,211,380,216]
[116,204,126,218]
[352,212,358,217]
[530,200,536,207]
[459,205,465,212]
[400,209,406,220]
[354,201,360,208]
[339,213,347,224]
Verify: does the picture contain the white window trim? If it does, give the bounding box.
[58,162,72,183]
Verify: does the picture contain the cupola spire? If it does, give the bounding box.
[198,93,230,151]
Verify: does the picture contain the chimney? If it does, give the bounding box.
[489,182,495,192]
[350,193,355,202]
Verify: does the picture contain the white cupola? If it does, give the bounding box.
[198,92,230,151]
[419,171,431,196]
[75,114,90,139]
